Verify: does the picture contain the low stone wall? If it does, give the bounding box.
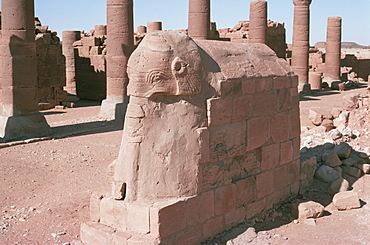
[81,31,300,244]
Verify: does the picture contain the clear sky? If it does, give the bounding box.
[2,0,369,46]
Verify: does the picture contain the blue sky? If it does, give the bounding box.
[2,0,370,46]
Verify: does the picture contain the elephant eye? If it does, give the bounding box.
[147,70,171,84]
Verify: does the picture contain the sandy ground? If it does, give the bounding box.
[1,86,370,244]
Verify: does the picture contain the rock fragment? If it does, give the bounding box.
[315,165,341,183]
[297,201,324,220]
[332,191,361,210]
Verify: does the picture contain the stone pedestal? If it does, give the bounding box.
[323,17,342,87]
[62,31,81,96]
[0,0,51,140]
[309,71,322,90]
[137,25,147,34]
[291,0,312,92]
[147,22,162,33]
[188,0,210,40]
[249,0,267,44]
[99,0,134,120]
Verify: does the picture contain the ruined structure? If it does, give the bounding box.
[291,0,312,92]
[218,21,286,59]
[99,0,134,120]
[0,0,51,139]
[188,0,210,40]
[81,31,300,244]
[72,27,107,101]
[323,17,342,86]
[249,0,267,44]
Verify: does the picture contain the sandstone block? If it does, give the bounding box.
[354,163,370,174]
[126,203,150,234]
[235,176,257,207]
[215,184,236,216]
[207,97,232,126]
[314,165,341,183]
[321,119,335,132]
[246,116,270,150]
[203,216,224,240]
[270,112,290,143]
[334,142,352,159]
[99,198,127,231]
[280,140,293,165]
[261,144,280,171]
[225,207,246,227]
[322,151,342,167]
[332,191,361,210]
[150,200,186,238]
[186,191,214,226]
[256,171,273,199]
[308,109,323,126]
[80,222,115,245]
[297,201,324,220]
[90,192,104,222]
[327,177,350,195]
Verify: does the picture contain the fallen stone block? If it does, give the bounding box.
[330,129,343,140]
[303,218,316,226]
[321,119,335,132]
[322,151,342,167]
[341,166,362,178]
[327,177,349,195]
[334,142,352,159]
[315,165,341,183]
[308,109,323,126]
[332,191,361,210]
[297,201,324,220]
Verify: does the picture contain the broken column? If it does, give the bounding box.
[99,0,134,120]
[188,0,210,39]
[323,17,342,87]
[0,0,51,139]
[249,0,267,44]
[291,0,312,92]
[147,22,162,33]
[62,31,81,96]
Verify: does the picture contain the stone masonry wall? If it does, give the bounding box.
[74,28,107,101]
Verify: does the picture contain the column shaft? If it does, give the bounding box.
[249,0,267,44]
[291,0,312,92]
[324,17,342,83]
[100,0,134,120]
[188,0,210,40]
[147,22,162,33]
[62,31,81,96]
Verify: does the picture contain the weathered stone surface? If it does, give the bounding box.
[308,109,323,126]
[322,151,342,167]
[315,165,341,183]
[355,163,370,174]
[321,119,335,132]
[334,142,352,159]
[327,177,349,195]
[332,191,361,210]
[297,201,324,220]
[341,166,362,178]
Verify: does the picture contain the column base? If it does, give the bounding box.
[99,100,128,121]
[298,82,311,93]
[0,113,51,140]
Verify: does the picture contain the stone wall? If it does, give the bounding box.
[80,31,300,244]
[35,25,67,110]
[218,20,286,59]
[73,27,107,101]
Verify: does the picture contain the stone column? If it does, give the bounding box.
[147,22,162,33]
[249,0,267,44]
[323,17,342,86]
[0,0,51,139]
[188,0,210,40]
[137,25,147,34]
[99,0,134,120]
[62,31,81,97]
[291,0,312,92]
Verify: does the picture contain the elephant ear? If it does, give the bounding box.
[171,57,201,96]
